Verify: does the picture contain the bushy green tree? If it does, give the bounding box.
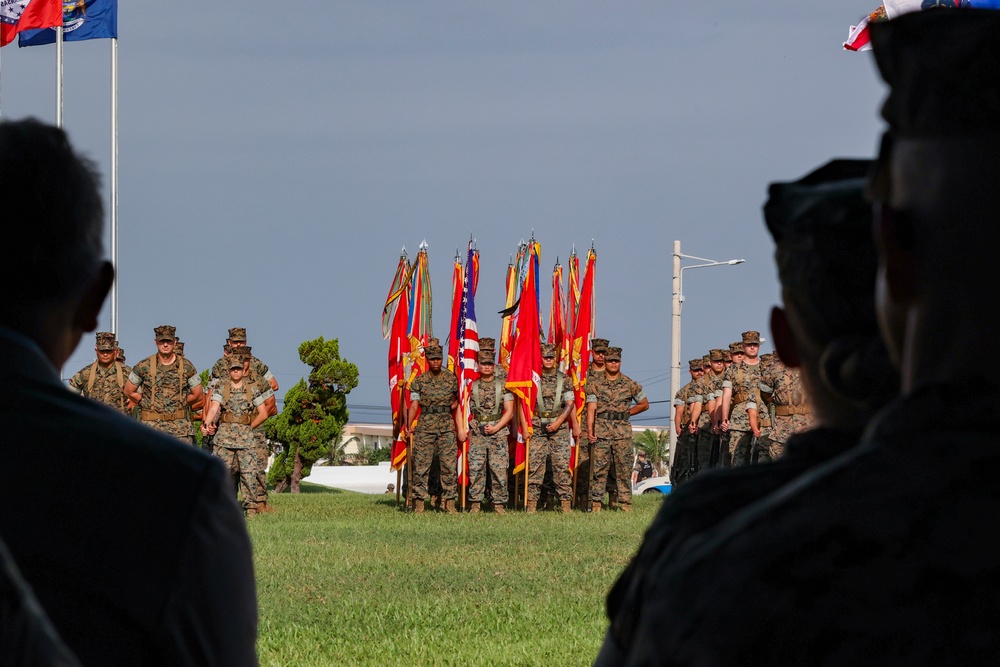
[266,337,358,493]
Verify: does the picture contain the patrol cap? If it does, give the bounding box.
[689,359,702,371]
[709,349,725,362]
[228,327,247,342]
[175,341,185,355]
[722,350,732,362]
[540,343,556,358]
[229,357,246,370]
[702,356,711,368]
[231,347,252,362]
[605,347,622,361]
[729,342,744,354]
[479,337,496,351]
[95,332,115,351]
[591,338,610,353]
[425,344,444,360]
[478,348,495,364]
[742,331,761,344]
[154,325,177,342]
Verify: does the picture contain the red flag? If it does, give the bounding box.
[388,285,411,470]
[499,259,517,371]
[408,244,433,344]
[447,253,463,373]
[1,0,61,47]
[506,241,542,474]
[570,249,596,422]
[549,260,566,369]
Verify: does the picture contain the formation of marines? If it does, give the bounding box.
[671,329,812,486]
[405,336,648,513]
[68,326,279,516]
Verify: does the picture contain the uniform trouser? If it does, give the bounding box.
[729,430,770,466]
[412,430,457,501]
[253,427,269,503]
[215,446,260,510]
[671,431,695,486]
[591,438,635,505]
[528,430,572,503]
[574,439,590,504]
[468,431,509,503]
[696,427,717,470]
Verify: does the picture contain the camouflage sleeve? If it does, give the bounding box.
[184,359,200,389]
[67,367,87,394]
[410,375,423,402]
[254,359,275,383]
[211,389,223,404]
[673,388,685,407]
[210,358,225,382]
[631,378,646,404]
[128,370,143,387]
[722,365,735,390]
[503,391,515,402]
[252,386,266,408]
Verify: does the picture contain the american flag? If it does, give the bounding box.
[456,244,480,488]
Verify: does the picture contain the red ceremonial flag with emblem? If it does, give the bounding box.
[549,260,565,369]
[447,253,463,373]
[1,0,61,47]
[506,241,541,475]
[388,284,411,470]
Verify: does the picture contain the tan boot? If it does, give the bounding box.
[413,499,425,514]
[592,501,602,513]
[561,499,573,513]
[431,495,442,511]
[620,503,632,513]
[444,499,457,514]
[525,501,538,514]
[468,502,480,514]
[493,504,506,515]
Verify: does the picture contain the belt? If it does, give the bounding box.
[421,405,451,415]
[473,411,501,422]
[775,404,812,416]
[536,410,561,419]
[732,391,749,404]
[140,409,187,421]
[597,410,630,421]
[221,413,253,425]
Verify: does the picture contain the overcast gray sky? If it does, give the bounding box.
[1,1,887,425]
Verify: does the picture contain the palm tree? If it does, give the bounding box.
[633,429,670,476]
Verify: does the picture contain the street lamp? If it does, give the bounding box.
[668,240,745,471]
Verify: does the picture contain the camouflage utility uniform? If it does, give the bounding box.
[722,360,764,466]
[69,360,132,414]
[212,379,266,512]
[130,355,200,442]
[671,380,696,485]
[529,369,575,507]
[410,369,459,503]
[760,357,813,460]
[589,373,646,507]
[467,370,512,505]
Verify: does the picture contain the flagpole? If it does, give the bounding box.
[56,26,63,127]
[110,37,119,335]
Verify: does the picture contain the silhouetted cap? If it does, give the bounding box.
[764,160,873,244]
[872,9,1000,139]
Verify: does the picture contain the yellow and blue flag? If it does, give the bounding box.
[18,0,116,46]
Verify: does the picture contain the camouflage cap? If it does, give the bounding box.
[605,347,622,361]
[591,338,610,353]
[425,344,444,360]
[721,350,732,362]
[228,356,246,370]
[729,342,744,353]
[175,341,185,355]
[689,359,703,371]
[227,327,247,342]
[479,337,496,351]
[116,349,126,362]
[223,343,232,355]
[243,346,252,356]
[742,331,761,344]
[540,343,556,358]
[231,347,252,362]
[702,356,711,367]
[154,325,177,341]
[95,332,115,351]
[709,349,725,362]
[478,348,496,364]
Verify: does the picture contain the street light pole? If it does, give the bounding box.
[668,241,745,472]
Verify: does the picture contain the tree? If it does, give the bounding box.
[265,337,358,493]
[633,429,670,476]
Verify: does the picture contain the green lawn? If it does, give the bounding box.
[250,485,662,666]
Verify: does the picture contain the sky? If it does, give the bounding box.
[1,1,888,426]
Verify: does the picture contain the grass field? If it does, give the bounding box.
[250,485,662,666]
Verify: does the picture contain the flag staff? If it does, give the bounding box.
[55,25,63,126]
[110,36,118,335]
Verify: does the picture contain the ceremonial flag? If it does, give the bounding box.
[17,0,117,46]
[570,249,596,421]
[382,251,410,339]
[1,0,61,47]
[455,244,480,488]
[388,284,411,470]
[447,252,463,373]
[499,258,517,371]
[565,250,580,368]
[408,243,433,345]
[549,260,566,370]
[506,240,542,474]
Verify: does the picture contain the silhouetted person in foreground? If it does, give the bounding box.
[0,118,258,666]
[605,10,1000,665]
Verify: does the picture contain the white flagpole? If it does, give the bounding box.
[110,37,119,335]
[56,26,63,126]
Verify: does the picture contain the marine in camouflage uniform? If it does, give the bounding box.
[528,343,576,513]
[689,352,724,473]
[578,338,609,509]
[587,347,649,512]
[721,331,766,466]
[124,325,202,444]
[759,354,813,460]
[467,343,514,513]
[68,331,132,414]
[201,355,268,515]
[670,360,704,486]
[406,341,460,513]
